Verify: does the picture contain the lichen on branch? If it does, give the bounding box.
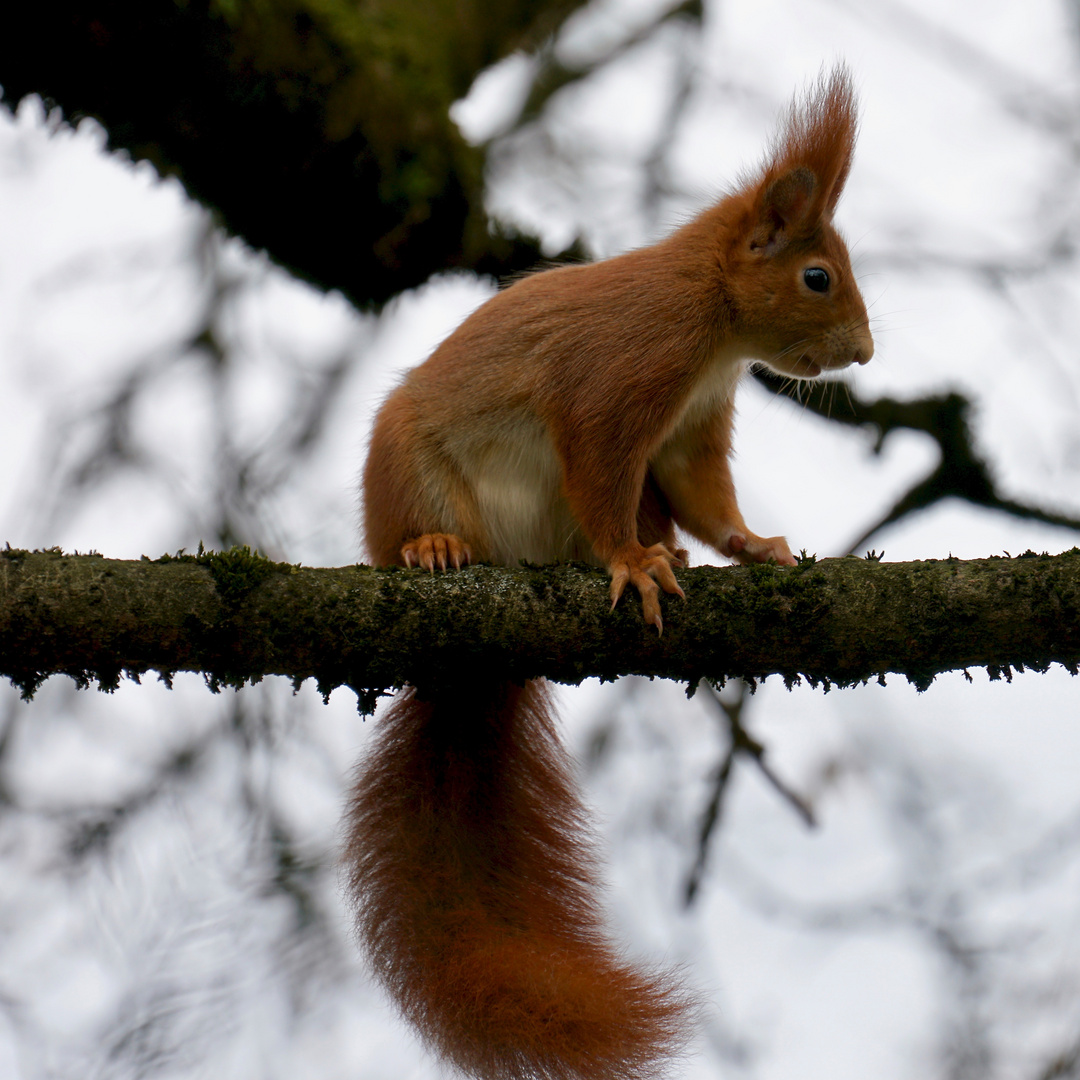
[2,547,1078,710]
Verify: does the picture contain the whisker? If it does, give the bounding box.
[838,378,855,414]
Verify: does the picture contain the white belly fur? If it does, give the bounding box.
[452,349,746,567]
[672,347,747,432]
[459,413,591,566]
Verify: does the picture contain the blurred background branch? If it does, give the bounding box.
[0,0,590,305]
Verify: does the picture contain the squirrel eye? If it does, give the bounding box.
[803,267,830,293]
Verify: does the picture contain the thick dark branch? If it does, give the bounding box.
[0,0,587,307]
[2,548,1078,707]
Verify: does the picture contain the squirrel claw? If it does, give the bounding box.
[401,534,472,572]
[608,543,684,628]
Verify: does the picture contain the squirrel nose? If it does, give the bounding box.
[854,335,875,365]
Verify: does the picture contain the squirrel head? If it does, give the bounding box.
[721,66,874,377]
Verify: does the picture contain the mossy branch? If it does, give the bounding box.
[2,547,1078,710]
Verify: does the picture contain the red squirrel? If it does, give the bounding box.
[346,67,872,1080]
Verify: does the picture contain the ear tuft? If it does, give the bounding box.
[743,65,858,251]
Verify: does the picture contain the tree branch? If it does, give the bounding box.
[2,547,1078,708]
[752,369,1080,551]
[684,680,816,907]
[0,0,588,307]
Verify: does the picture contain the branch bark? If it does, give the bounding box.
[2,548,1077,708]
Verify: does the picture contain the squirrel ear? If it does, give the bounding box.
[749,166,817,255]
[743,65,858,256]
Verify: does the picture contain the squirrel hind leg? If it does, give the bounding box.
[344,680,698,1080]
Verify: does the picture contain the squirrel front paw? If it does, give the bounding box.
[608,543,685,634]
[723,530,796,567]
[401,533,472,571]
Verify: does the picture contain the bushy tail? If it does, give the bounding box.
[344,679,694,1080]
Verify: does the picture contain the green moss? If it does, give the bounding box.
[196,544,294,605]
[156,543,296,606]
[201,0,569,264]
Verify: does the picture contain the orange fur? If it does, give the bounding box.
[346,682,692,1080]
[348,65,873,1078]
